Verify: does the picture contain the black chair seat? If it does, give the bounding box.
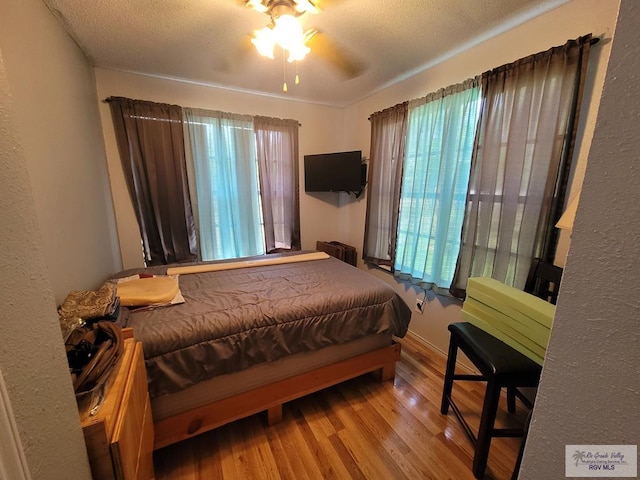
[449,322,542,384]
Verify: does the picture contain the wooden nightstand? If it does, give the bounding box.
[79,331,154,479]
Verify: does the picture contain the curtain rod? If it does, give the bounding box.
[102,97,302,127]
[367,35,601,121]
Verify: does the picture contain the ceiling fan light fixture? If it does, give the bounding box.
[242,0,366,85]
[293,0,319,15]
[286,40,310,62]
[277,15,310,61]
[252,14,310,62]
[273,15,303,48]
[251,27,276,59]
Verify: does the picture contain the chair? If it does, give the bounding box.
[524,258,563,305]
[440,260,562,479]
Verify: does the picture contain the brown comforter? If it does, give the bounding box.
[116,253,411,399]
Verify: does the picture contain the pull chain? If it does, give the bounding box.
[282,48,288,93]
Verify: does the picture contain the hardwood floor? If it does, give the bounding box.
[154,334,529,479]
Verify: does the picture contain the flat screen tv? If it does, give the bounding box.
[304,150,363,193]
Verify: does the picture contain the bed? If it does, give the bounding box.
[114,251,412,449]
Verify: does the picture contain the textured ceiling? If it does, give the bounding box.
[43,0,567,106]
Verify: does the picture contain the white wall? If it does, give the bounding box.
[0,10,92,479]
[521,1,639,476]
[0,0,120,304]
[95,69,350,268]
[342,0,620,356]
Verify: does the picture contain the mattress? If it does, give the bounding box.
[151,333,392,420]
[115,252,412,399]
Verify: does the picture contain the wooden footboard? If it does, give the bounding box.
[153,342,401,450]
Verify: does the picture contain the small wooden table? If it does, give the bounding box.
[80,331,155,479]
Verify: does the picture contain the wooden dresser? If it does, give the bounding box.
[79,332,155,479]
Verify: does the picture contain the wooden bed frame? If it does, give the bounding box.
[152,341,401,450]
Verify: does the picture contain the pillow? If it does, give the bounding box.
[116,275,182,307]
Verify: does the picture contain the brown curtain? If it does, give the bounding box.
[450,35,592,296]
[362,102,408,266]
[542,36,593,263]
[254,116,301,252]
[108,97,197,266]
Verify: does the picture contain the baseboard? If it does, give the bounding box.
[405,330,538,407]
[405,330,448,357]
[404,330,477,375]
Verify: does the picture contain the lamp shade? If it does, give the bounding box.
[555,189,581,231]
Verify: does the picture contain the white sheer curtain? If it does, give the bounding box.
[184,108,265,260]
[362,102,408,267]
[254,116,300,252]
[394,79,482,292]
[451,37,592,295]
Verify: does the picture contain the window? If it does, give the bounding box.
[362,103,408,267]
[365,37,592,296]
[254,116,301,253]
[184,109,301,261]
[393,81,481,291]
[110,98,301,265]
[185,109,264,261]
[451,37,592,294]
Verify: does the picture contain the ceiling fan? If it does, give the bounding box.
[239,0,366,82]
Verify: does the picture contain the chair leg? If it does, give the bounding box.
[507,386,516,414]
[440,335,458,415]
[511,411,533,480]
[473,379,502,479]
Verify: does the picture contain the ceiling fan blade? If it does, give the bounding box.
[311,0,347,10]
[307,31,366,79]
